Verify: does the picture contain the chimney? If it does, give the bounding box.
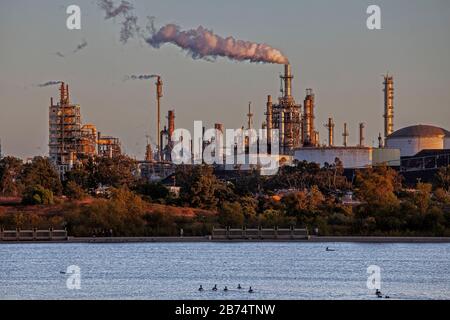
[266,95,273,146]
[282,64,293,98]
[168,110,175,138]
[359,123,365,147]
[66,84,69,104]
[383,74,394,138]
[342,123,349,147]
[324,117,335,147]
[303,89,315,146]
[279,111,285,154]
[60,82,65,104]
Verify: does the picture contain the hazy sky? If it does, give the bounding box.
[1,0,449,159]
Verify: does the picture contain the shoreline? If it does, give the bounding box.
[1,236,450,244]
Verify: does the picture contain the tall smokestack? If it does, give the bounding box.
[383,74,394,138]
[168,110,175,138]
[266,95,273,145]
[155,76,163,161]
[303,89,315,146]
[247,102,253,130]
[60,82,65,104]
[66,84,69,104]
[282,64,293,98]
[279,111,285,154]
[359,122,365,147]
[324,117,335,147]
[266,95,273,153]
[343,123,349,147]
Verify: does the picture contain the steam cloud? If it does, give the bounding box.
[124,74,159,81]
[147,24,289,64]
[37,81,63,87]
[98,0,288,64]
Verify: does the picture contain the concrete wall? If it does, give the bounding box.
[294,147,372,169]
[386,137,444,157]
[372,148,401,166]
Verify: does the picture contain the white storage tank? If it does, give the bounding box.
[385,125,450,157]
[445,135,450,150]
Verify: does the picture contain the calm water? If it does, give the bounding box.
[0,242,449,300]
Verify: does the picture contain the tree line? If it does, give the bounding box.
[1,155,450,236]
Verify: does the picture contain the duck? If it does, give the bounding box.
[224,286,228,292]
[212,284,218,291]
[198,285,204,292]
[237,284,242,290]
[248,286,254,293]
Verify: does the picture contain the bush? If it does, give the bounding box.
[22,185,54,205]
[65,181,87,200]
[218,202,244,227]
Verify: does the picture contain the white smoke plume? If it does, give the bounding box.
[146,24,289,64]
[97,1,288,64]
[37,81,63,87]
[124,74,159,81]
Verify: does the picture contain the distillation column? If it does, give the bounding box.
[383,74,394,138]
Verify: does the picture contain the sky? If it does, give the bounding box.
[1,0,449,159]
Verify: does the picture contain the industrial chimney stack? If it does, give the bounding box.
[281,64,293,98]
[359,122,365,147]
[343,123,349,147]
[155,76,163,161]
[383,74,394,138]
[324,117,335,147]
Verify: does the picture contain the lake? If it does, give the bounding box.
[0,242,449,300]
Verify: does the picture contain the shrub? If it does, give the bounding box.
[22,185,54,205]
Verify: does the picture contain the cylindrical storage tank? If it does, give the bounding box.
[445,134,450,149]
[385,125,448,157]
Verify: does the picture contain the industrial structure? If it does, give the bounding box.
[48,82,121,176]
[41,62,449,182]
[266,64,302,154]
[386,125,450,157]
[383,74,395,138]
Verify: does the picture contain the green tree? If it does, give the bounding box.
[93,155,138,188]
[22,185,54,205]
[65,181,87,200]
[218,201,244,227]
[355,166,401,209]
[0,156,23,196]
[21,157,62,195]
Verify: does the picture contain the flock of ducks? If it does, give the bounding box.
[198,284,253,293]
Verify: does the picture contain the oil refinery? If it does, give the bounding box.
[43,64,450,183]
